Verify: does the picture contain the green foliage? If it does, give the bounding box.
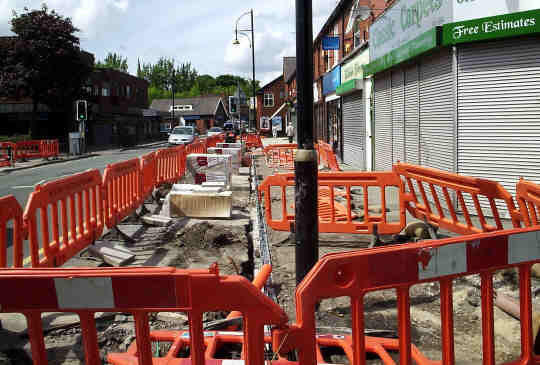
[96,52,128,72]
[0,4,92,138]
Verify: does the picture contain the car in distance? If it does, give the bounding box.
[207,126,223,137]
[168,126,198,146]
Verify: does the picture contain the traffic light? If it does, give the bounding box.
[77,100,87,121]
[229,96,237,113]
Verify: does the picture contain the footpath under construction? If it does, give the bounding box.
[1,134,540,365]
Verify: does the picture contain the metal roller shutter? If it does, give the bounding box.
[342,92,365,169]
[404,64,420,164]
[419,49,454,171]
[374,73,392,171]
[457,37,540,215]
[392,69,405,164]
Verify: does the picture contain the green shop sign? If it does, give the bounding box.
[443,8,540,45]
[341,49,369,84]
[364,27,440,76]
[336,79,363,96]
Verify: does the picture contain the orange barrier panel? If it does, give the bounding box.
[273,226,540,365]
[40,139,59,159]
[155,146,182,186]
[318,141,341,171]
[23,170,104,267]
[0,195,24,268]
[140,152,156,201]
[0,142,15,167]
[0,265,288,365]
[394,162,522,235]
[258,172,405,235]
[516,179,540,227]
[243,133,263,150]
[263,144,297,170]
[108,329,426,365]
[102,158,142,229]
[15,140,42,160]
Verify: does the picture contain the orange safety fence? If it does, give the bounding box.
[206,134,225,149]
[0,142,16,167]
[102,158,142,229]
[273,226,540,365]
[258,171,406,235]
[15,140,42,160]
[23,170,104,267]
[394,162,522,235]
[0,265,288,365]
[516,179,540,227]
[243,133,263,149]
[186,139,207,155]
[40,139,59,159]
[318,140,341,171]
[155,146,182,186]
[263,144,297,170]
[0,195,24,268]
[140,152,156,201]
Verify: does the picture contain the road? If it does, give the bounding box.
[0,142,168,267]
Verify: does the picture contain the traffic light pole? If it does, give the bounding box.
[295,0,318,285]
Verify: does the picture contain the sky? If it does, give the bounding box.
[0,0,338,86]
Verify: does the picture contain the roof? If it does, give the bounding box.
[283,57,296,83]
[313,0,350,45]
[256,75,284,95]
[150,95,225,116]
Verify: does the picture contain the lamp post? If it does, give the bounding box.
[171,68,175,128]
[233,9,256,131]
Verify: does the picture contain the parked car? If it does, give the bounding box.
[207,126,223,137]
[168,126,198,146]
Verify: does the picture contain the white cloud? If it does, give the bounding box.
[0,0,336,85]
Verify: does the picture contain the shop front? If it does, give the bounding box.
[336,47,370,170]
[366,3,540,215]
[322,66,342,158]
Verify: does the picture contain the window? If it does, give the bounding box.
[102,88,109,96]
[126,85,131,97]
[280,91,284,99]
[333,24,339,67]
[264,93,274,107]
[93,86,99,96]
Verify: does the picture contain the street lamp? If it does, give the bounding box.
[233,9,256,131]
[171,68,175,128]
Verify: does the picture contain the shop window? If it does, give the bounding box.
[264,93,274,107]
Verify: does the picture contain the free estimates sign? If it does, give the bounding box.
[369,0,540,61]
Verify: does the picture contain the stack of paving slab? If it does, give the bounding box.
[207,146,242,174]
[186,153,233,188]
[216,142,244,154]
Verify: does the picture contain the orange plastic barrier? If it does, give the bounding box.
[394,162,522,235]
[108,329,426,365]
[102,158,142,229]
[40,139,59,159]
[206,134,225,149]
[186,139,206,155]
[516,179,540,227]
[318,141,341,171]
[0,142,15,167]
[263,144,297,170]
[243,133,263,149]
[273,226,540,365]
[0,265,288,365]
[155,146,182,186]
[258,172,405,235]
[23,170,104,267]
[15,140,42,160]
[0,195,24,268]
[140,152,156,201]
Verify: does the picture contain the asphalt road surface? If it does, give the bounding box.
[0,142,168,267]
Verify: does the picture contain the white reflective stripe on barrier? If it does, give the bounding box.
[418,243,467,280]
[54,277,114,309]
[508,230,540,264]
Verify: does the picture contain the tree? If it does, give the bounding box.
[96,52,128,73]
[0,4,92,139]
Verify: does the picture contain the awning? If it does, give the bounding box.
[269,103,286,120]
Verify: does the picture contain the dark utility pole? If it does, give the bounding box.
[171,69,175,127]
[295,0,318,285]
[250,9,256,131]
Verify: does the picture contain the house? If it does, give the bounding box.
[150,95,229,134]
[313,0,395,168]
[84,68,151,147]
[256,75,286,135]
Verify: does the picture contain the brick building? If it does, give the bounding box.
[256,75,286,135]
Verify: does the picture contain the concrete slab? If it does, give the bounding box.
[169,190,233,218]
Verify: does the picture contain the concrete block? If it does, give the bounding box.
[169,190,233,218]
[207,147,241,173]
[187,153,233,188]
[238,167,250,176]
[141,214,173,227]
